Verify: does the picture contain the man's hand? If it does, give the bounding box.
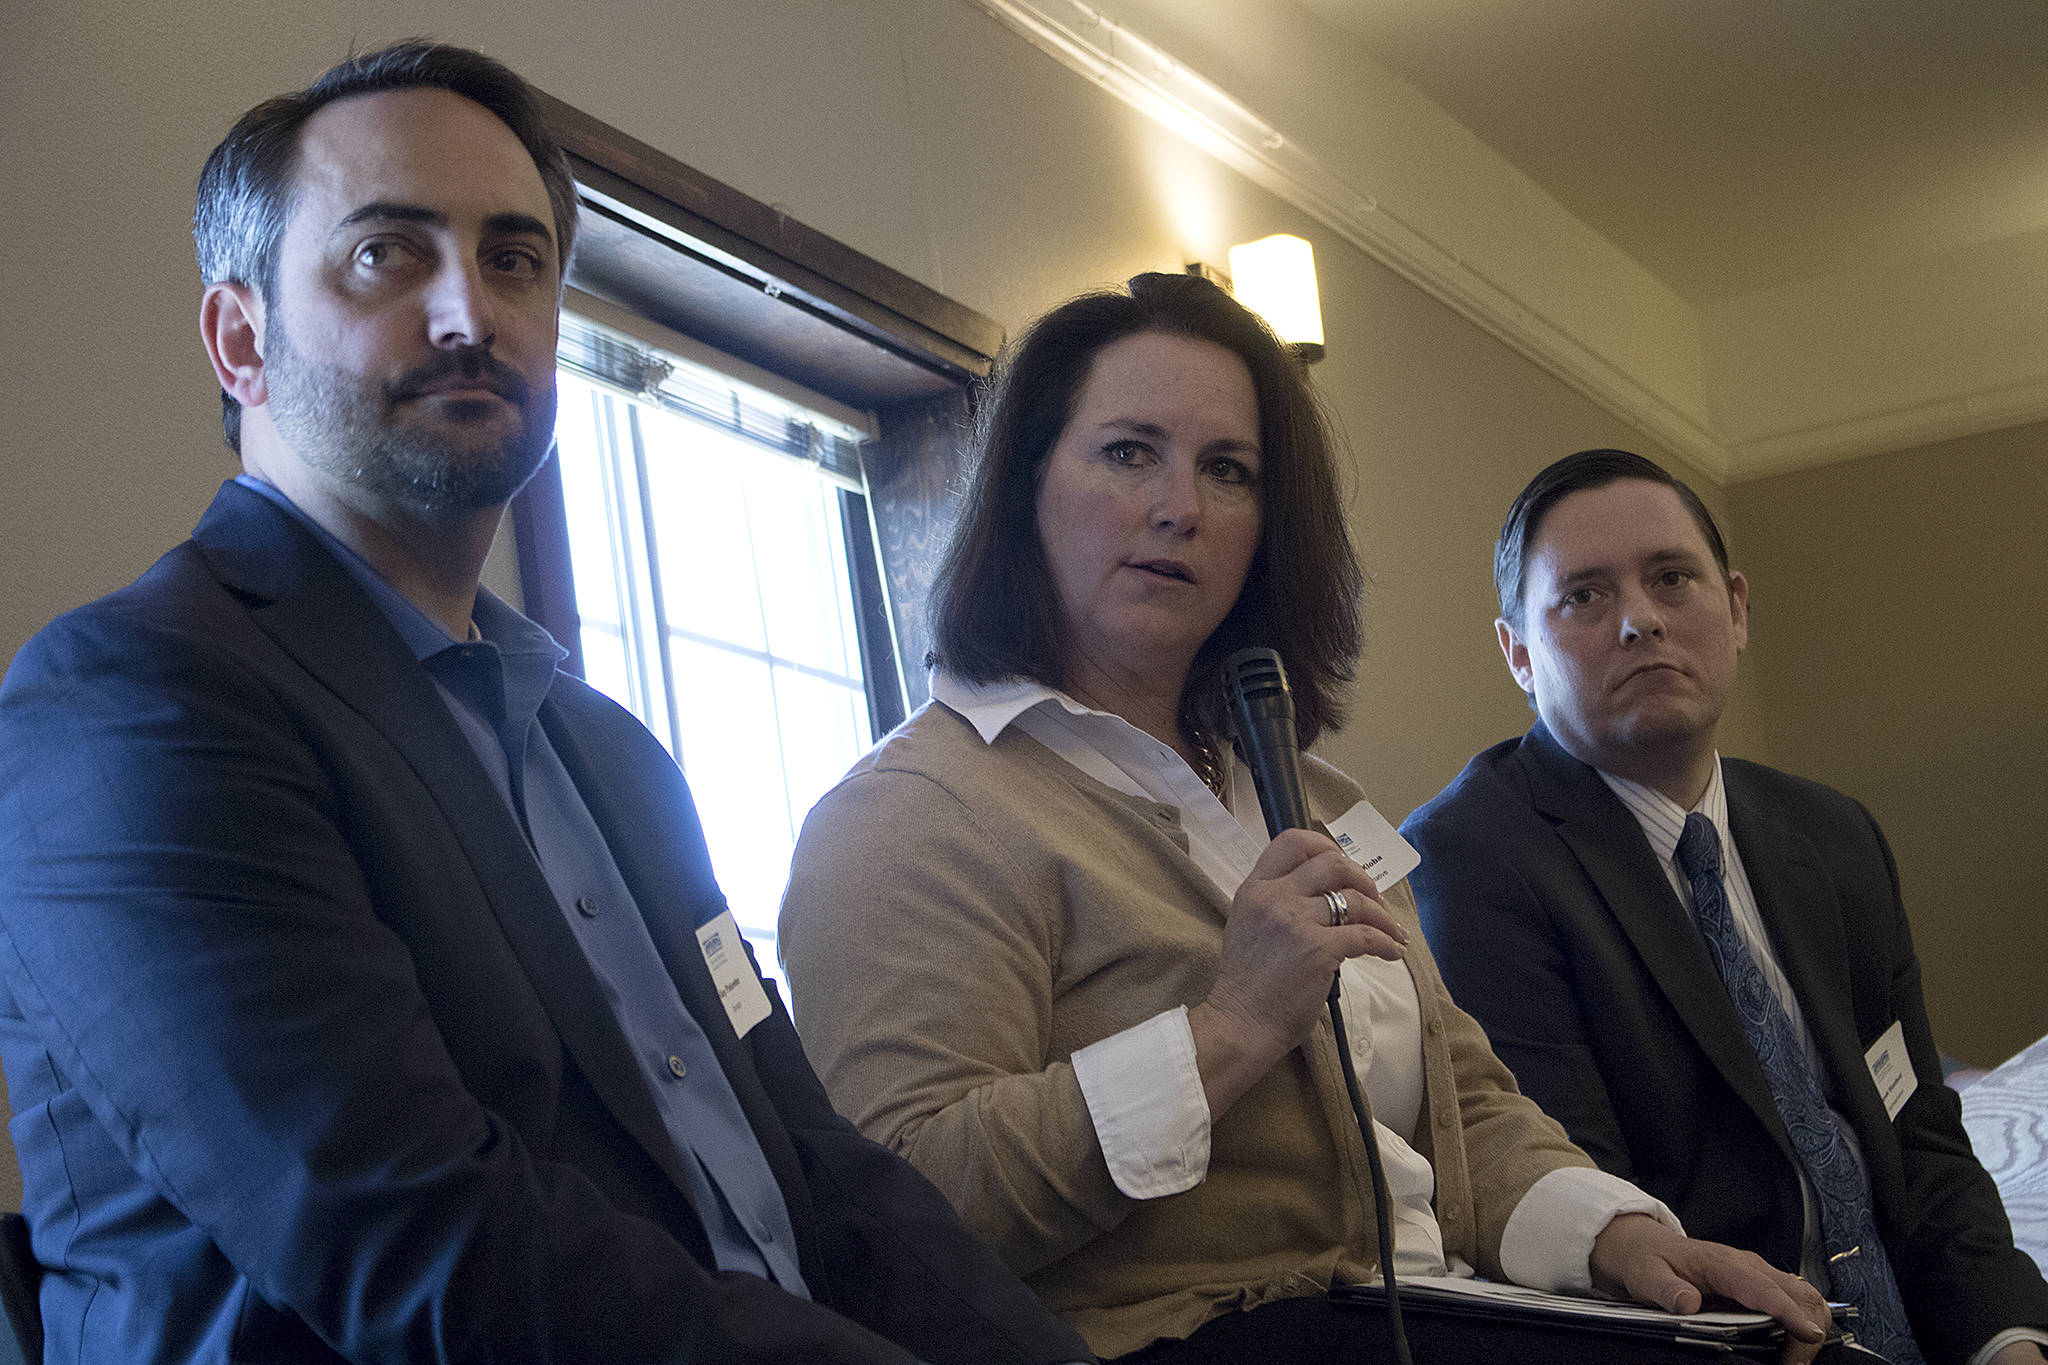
[1590,1212,1831,1365]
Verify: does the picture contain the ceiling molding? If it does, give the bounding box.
[1723,375,2048,484]
[970,0,1723,471]
[968,0,2044,485]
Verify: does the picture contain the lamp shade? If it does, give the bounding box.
[1227,234,1324,349]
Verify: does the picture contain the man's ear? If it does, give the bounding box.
[1726,570,1750,653]
[200,281,268,409]
[1497,617,1537,696]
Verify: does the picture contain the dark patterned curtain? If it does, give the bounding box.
[864,388,976,714]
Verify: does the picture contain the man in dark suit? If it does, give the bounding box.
[1403,449,2048,1365]
[0,42,1092,1365]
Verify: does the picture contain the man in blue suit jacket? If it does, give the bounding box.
[1403,450,2048,1365]
[0,42,1091,1365]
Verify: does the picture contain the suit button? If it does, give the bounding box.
[576,895,599,918]
[667,1054,687,1080]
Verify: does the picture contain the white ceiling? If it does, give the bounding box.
[1298,0,2048,305]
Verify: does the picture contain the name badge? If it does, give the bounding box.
[695,909,773,1040]
[1864,1020,1917,1121]
[1327,800,1422,891]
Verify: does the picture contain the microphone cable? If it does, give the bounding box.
[1224,648,1415,1365]
[1325,980,1414,1365]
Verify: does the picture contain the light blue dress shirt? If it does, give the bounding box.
[234,476,809,1295]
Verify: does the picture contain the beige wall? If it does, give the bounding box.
[1295,242,1766,820]
[0,0,2034,1170]
[0,0,1669,816]
[1731,424,2048,1065]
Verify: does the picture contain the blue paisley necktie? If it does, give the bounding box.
[1675,813,1925,1365]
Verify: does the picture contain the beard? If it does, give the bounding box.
[262,313,558,513]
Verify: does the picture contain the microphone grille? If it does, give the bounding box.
[1223,647,1290,708]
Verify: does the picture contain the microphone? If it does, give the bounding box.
[1223,646,1417,1364]
[1224,646,1322,993]
[1222,647,1311,838]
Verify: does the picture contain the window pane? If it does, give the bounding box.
[640,410,768,654]
[578,622,634,715]
[555,374,629,634]
[747,457,860,679]
[548,327,884,992]
[771,668,870,829]
[666,637,790,936]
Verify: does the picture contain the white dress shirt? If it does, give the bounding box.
[1601,760,2048,1365]
[935,673,1676,1293]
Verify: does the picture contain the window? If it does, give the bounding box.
[509,89,1005,987]
[551,303,887,981]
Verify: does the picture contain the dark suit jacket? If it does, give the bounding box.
[1402,721,2048,1365]
[0,482,1090,1365]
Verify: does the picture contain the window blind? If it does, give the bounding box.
[556,309,869,490]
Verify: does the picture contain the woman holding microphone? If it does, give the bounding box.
[779,273,1838,1364]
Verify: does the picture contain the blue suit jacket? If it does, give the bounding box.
[1402,722,2048,1364]
[0,482,1089,1365]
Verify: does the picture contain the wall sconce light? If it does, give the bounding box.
[1190,234,1325,364]
[1230,234,1324,364]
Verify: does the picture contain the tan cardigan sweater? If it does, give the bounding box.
[780,702,1591,1359]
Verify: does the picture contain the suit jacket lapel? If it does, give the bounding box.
[192,483,708,1203]
[1518,723,1791,1148]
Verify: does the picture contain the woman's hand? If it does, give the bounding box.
[1187,827,1405,1118]
[1988,1345,2048,1364]
[1590,1212,1832,1365]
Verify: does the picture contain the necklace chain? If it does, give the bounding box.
[1185,724,1225,798]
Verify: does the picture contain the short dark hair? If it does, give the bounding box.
[930,271,1363,748]
[1494,448,1731,628]
[193,41,578,452]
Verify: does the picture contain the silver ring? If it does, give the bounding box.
[1324,890,1349,927]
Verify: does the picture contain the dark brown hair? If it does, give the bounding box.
[930,272,1362,747]
[1494,448,1731,628]
[194,41,578,452]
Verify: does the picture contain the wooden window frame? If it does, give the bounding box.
[513,92,1002,734]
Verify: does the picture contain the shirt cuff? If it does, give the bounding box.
[1498,1165,1684,1295]
[1071,1006,1209,1199]
[1971,1328,2048,1365]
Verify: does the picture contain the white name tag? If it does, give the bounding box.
[695,910,772,1040]
[1864,1020,1917,1121]
[1327,799,1422,891]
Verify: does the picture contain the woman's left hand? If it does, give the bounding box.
[1589,1212,1831,1365]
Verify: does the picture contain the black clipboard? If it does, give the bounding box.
[1330,1279,1865,1361]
